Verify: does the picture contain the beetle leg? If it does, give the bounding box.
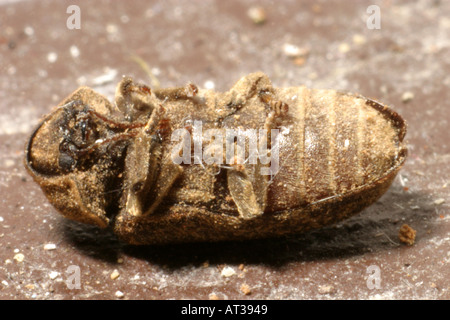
[115,76,160,121]
[260,91,290,130]
[142,154,183,216]
[226,143,269,219]
[153,82,199,101]
[125,141,183,217]
[124,105,183,217]
[224,72,273,107]
[216,72,274,121]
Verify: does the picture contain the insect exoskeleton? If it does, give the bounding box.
[25,73,407,245]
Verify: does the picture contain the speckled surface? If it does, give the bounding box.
[0,0,449,300]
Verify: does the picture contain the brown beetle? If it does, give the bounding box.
[25,73,407,245]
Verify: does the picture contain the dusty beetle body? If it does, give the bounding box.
[25,73,407,245]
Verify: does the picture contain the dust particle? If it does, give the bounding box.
[318,285,335,294]
[209,293,219,300]
[70,45,80,58]
[434,198,445,205]
[398,224,416,246]
[43,243,57,251]
[115,290,124,298]
[293,57,307,66]
[24,26,34,36]
[25,284,35,290]
[110,269,120,280]
[47,52,58,63]
[247,6,267,24]
[204,80,215,90]
[240,283,252,295]
[283,43,310,58]
[13,253,24,263]
[352,34,367,45]
[338,43,350,53]
[401,91,414,103]
[221,266,236,277]
[106,24,118,34]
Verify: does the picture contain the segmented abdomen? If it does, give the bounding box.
[267,87,405,212]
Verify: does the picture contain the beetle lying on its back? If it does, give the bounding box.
[25,73,407,245]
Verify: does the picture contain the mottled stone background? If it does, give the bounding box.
[0,0,448,299]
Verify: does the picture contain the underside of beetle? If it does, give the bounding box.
[25,73,407,244]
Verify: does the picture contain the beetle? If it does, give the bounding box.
[24,72,407,245]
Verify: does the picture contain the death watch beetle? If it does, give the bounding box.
[25,73,407,245]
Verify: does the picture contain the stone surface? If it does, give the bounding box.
[0,0,448,299]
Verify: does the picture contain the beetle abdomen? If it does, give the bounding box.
[266,87,406,213]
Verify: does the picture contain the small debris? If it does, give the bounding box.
[398,224,416,246]
[4,159,14,167]
[49,271,59,280]
[25,284,35,290]
[209,293,219,300]
[247,6,267,24]
[204,80,215,90]
[131,274,140,281]
[283,43,310,59]
[115,290,124,298]
[106,24,119,34]
[338,43,350,54]
[91,68,118,86]
[221,266,236,277]
[240,283,252,295]
[110,269,120,280]
[318,285,335,294]
[293,57,307,66]
[13,253,24,263]
[47,52,58,63]
[401,91,414,103]
[434,198,445,205]
[24,26,34,37]
[352,34,367,45]
[43,243,57,251]
[117,258,124,264]
[70,45,80,58]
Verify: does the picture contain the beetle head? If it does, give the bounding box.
[25,88,129,227]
